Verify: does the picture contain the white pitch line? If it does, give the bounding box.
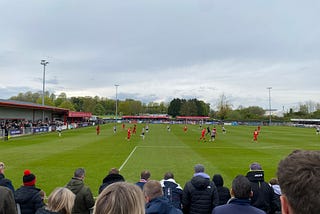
[119,146,138,171]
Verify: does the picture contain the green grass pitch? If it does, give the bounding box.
[1,124,319,197]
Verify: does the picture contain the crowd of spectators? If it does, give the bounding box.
[0,150,319,214]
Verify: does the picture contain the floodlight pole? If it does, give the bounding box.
[115,84,119,122]
[41,60,49,122]
[267,87,272,126]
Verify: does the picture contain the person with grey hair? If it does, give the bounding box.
[65,168,95,214]
[182,164,219,214]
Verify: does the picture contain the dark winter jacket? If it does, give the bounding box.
[212,198,266,214]
[35,208,59,214]
[14,186,45,214]
[146,196,183,214]
[182,173,219,214]
[0,173,15,192]
[65,178,95,214]
[162,179,183,210]
[246,170,276,214]
[212,174,231,205]
[0,186,17,214]
[98,173,125,194]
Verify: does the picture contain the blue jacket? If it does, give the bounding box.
[162,179,183,210]
[146,196,182,214]
[0,173,15,192]
[212,198,266,214]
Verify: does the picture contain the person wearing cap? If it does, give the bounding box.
[212,175,266,214]
[182,164,219,214]
[65,168,95,214]
[246,162,277,214]
[0,161,15,192]
[14,169,45,214]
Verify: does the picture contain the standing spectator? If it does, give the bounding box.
[212,175,265,214]
[182,164,219,214]
[246,162,276,214]
[144,180,182,214]
[0,162,15,192]
[4,124,9,141]
[136,170,151,190]
[94,182,145,214]
[269,178,281,214]
[212,174,231,205]
[14,169,45,214]
[160,172,183,210]
[0,186,17,214]
[277,150,320,214]
[36,187,75,214]
[65,168,95,214]
[98,168,125,194]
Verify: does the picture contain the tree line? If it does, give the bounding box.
[9,91,320,121]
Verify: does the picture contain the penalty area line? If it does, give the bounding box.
[119,146,138,171]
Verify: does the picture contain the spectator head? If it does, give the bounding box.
[194,164,205,173]
[277,150,320,214]
[108,168,119,175]
[269,178,279,185]
[74,168,85,180]
[47,187,75,214]
[212,174,224,187]
[231,175,252,199]
[23,169,36,186]
[143,180,163,202]
[140,170,151,180]
[0,162,5,173]
[94,182,145,214]
[249,162,262,170]
[164,172,174,180]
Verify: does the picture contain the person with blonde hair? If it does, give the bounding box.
[94,182,145,214]
[36,187,75,214]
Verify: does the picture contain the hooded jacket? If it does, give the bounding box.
[182,173,219,214]
[14,185,45,214]
[212,174,231,205]
[246,170,276,214]
[65,178,95,214]
[98,173,125,194]
[161,178,183,210]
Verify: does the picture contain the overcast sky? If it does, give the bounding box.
[0,0,319,111]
